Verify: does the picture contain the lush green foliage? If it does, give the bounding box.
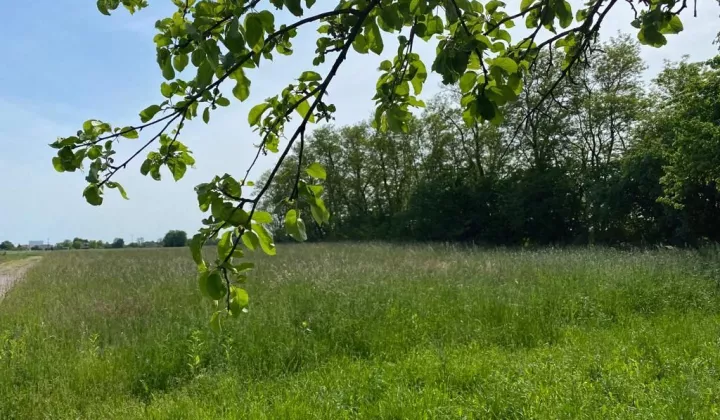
[3,246,720,417]
[163,230,189,247]
[49,0,695,316]
[260,40,720,246]
[0,241,14,251]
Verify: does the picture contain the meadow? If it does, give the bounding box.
[1,244,720,418]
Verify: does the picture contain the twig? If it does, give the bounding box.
[290,129,305,200]
[98,113,182,187]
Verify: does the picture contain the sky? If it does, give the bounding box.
[0,0,718,245]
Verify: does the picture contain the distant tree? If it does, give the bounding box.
[56,239,72,249]
[111,238,125,249]
[0,241,14,250]
[163,230,188,248]
[71,237,86,249]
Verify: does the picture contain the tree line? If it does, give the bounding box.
[0,230,191,251]
[258,35,720,247]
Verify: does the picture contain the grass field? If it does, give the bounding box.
[0,251,39,264]
[1,244,720,418]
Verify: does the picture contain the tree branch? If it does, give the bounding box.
[91,7,362,188]
[219,0,381,267]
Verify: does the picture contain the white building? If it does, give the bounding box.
[28,241,51,250]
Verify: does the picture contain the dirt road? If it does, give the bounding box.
[0,257,41,299]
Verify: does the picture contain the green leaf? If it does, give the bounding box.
[161,82,173,98]
[257,10,275,31]
[284,209,307,242]
[120,127,139,139]
[52,157,64,172]
[97,0,111,15]
[245,14,264,51]
[198,270,210,296]
[251,211,273,224]
[227,208,250,227]
[206,271,226,300]
[234,262,254,273]
[299,71,322,82]
[638,26,667,47]
[211,196,225,220]
[306,162,326,180]
[241,230,261,251]
[106,181,129,199]
[379,60,392,71]
[252,223,276,256]
[660,15,683,35]
[491,57,518,74]
[284,0,303,16]
[203,107,210,123]
[520,0,534,11]
[139,105,162,123]
[88,146,102,160]
[225,17,246,53]
[173,53,189,72]
[229,287,249,316]
[459,71,477,93]
[410,60,427,94]
[309,199,330,226]
[217,230,233,260]
[248,103,271,126]
[167,159,187,181]
[161,55,175,80]
[555,0,572,29]
[294,97,315,122]
[140,159,152,176]
[190,233,206,267]
[192,49,206,67]
[352,34,369,54]
[232,72,251,102]
[365,18,384,55]
[83,185,103,206]
[486,0,503,13]
[197,61,214,88]
[209,311,222,333]
[476,94,496,121]
[394,81,410,96]
[575,8,587,22]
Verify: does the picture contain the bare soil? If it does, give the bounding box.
[0,257,41,299]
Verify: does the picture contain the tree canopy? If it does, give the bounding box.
[50,0,704,325]
[259,38,720,246]
[163,230,189,247]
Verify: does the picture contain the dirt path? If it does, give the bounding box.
[0,257,41,300]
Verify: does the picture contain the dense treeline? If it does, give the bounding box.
[0,230,192,251]
[259,35,720,247]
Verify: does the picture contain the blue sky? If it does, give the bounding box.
[0,0,718,245]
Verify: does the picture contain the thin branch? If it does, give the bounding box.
[163,113,187,163]
[219,0,381,267]
[509,0,614,148]
[241,85,322,185]
[97,113,182,187]
[625,0,639,18]
[290,129,305,200]
[483,3,543,36]
[74,112,177,148]
[174,0,263,52]
[92,7,361,188]
[384,21,416,107]
[448,0,489,88]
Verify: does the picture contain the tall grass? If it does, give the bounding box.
[1,245,720,418]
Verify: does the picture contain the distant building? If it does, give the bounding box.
[28,241,51,250]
